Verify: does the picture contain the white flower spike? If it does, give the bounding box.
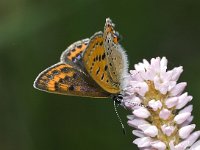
[123,57,200,150]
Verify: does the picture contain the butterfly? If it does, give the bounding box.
[33,18,128,103]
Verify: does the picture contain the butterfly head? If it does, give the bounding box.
[104,18,121,44]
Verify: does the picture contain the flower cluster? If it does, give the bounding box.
[123,57,200,150]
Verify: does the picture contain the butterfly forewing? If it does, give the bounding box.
[83,32,120,94]
[34,62,109,98]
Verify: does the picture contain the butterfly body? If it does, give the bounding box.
[34,18,128,99]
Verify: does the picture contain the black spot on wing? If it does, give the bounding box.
[73,73,77,79]
[96,56,98,61]
[54,82,59,91]
[59,78,65,84]
[52,70,59,75]
[96,67,100,75]
[77,44,82,49]
[67,52,71,56]
[47,74,53,80]
[72,57,76,62]
[69,85,74,91]
[64,76,70,81]
[99,41,103,46]
[102,53,106,60]
[104,65,108,71]
[75,53,81,60]
[101,73,104,80]
[61,67,68,73]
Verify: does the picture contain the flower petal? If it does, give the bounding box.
[179,124,196,139]
[133,107,150,118]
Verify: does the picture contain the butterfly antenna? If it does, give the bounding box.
[113,100,126,135]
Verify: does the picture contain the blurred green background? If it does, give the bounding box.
[1,0,200,150]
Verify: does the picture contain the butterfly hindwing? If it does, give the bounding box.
[103,18,128,88]
[34,62,110,98]
[60,39,89,69]
[82,32,120,94]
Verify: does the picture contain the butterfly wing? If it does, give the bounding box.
[82,32,121,94]
[103,18,128,89]
[60,39,89,69]
[34,18,128,97]
[33,62,110,98]
[82,18,128,94]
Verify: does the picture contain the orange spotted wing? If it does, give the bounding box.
[34,39,110,98]
[60,39,89,69]
[82,32,121,94]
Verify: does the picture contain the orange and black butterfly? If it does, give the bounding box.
[33,18,128,103]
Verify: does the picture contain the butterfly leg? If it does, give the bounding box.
[113,96,126,135]
[111,94,123,104]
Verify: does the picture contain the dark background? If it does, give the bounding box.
[1,0,200,150]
